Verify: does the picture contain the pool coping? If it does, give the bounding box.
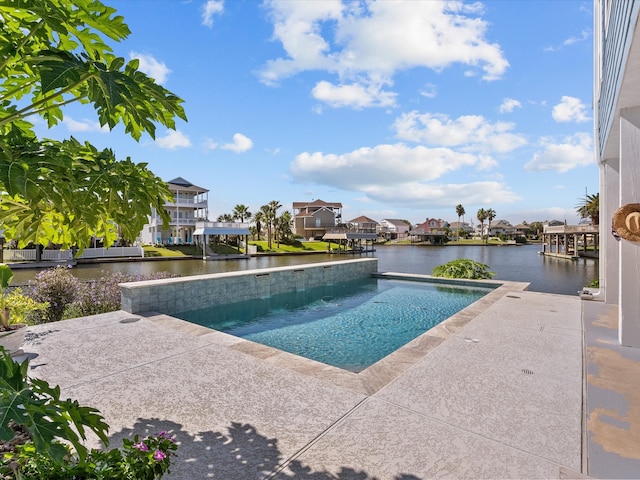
[141,274,529,395]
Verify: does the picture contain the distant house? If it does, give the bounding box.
[292,199,342,240]
[449,221,474,235]
[514,224,530,237]
[378,219,411,240]
[488,220,516,237]
[139,177,209,245]
[410,218,449,244]
[346,215,379,233]
[414,218,449,232]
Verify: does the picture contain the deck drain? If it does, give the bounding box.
[506,295,521,299]
[119,317,140,324]
[464,337,480,343]
[521,368,535,375]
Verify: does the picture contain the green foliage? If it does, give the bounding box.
[576,193,599,225]
[0,347,110,465]
[3,289,48,325]
[13,432,177,480]
[0,0,187,251]
[0,264,14,328]
[432,259,495,280]
[586,278,600,288]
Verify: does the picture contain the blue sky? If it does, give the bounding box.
[39,0,596,227]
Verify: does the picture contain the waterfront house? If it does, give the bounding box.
[345,215,379,233]
[378,219,411,240]
[292,199,342,240]
[488,220,516,238]
[449,221,474,236]
[409,218,449,244]
[139,177,209,245]
[594,0,640,347]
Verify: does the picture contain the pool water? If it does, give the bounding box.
[175,278,492,372]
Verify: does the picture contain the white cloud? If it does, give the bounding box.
[129,52,171,84]
[222,133,253,153]
[290,144,479,190]
[393,111,527,154]
[311,80,396,109]
[289,142,520,207]
[156,130,191,149]
[63,116,109,133]
[260,0,508,108]
[564,28,591,46]
[499,98,522,114]
[552,96,590,122]
[364,181,521,207]
[202,0,224,27]
[203,138,218,150]
[524,132,593,172]
[419,83,437,99]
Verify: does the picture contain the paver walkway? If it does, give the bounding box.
[19,290,584,479]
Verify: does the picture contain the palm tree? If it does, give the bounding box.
[232,204,251,223]
[455,204,465,242]
[260,204,275,249]
[576,193,599,225]
[266,200,282,250]
[275,211,293,247]
[476,208,487,243]
[485,208,496,244]
[217,213,234,246]
[252,211,264,241]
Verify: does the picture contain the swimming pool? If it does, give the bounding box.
[175,277,492,372]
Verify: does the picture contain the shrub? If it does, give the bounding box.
[27,269,178,321]
[432,259,495,280]
[586,278,600,288]
[27,267,79,323]
[68,271,176,318]
[12,432,178,480]
[3,289,48,325]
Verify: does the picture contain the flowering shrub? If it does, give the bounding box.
[68,271,177,318]
[27,269,177,321]
[8,432,178,480]
[27,267,79,323]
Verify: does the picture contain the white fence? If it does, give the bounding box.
[4,246,144,261]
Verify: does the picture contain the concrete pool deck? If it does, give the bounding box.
[14,286,640,478]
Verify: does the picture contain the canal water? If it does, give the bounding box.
[10,243,597,296]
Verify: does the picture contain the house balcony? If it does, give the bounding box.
[302,221,338,229]
[164,199,208,208]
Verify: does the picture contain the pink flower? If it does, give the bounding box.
[133,442,148,451]
[153,450,167,461]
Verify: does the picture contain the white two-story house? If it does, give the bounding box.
[139,177,209,245]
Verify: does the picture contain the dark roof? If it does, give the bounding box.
[348,215,378,224]
[292,199,343,209]
[167,177,208,193]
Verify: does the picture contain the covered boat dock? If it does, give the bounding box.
[193,221,251,259]
[540,224,599,260]
[322,232,377,254]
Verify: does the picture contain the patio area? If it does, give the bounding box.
[14,287,639,479]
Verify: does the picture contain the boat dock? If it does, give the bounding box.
[540,224,599,260]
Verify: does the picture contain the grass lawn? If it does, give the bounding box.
[143,245,201,257]
[249,240,333,253]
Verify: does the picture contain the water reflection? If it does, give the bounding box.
[10,243,597,296]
